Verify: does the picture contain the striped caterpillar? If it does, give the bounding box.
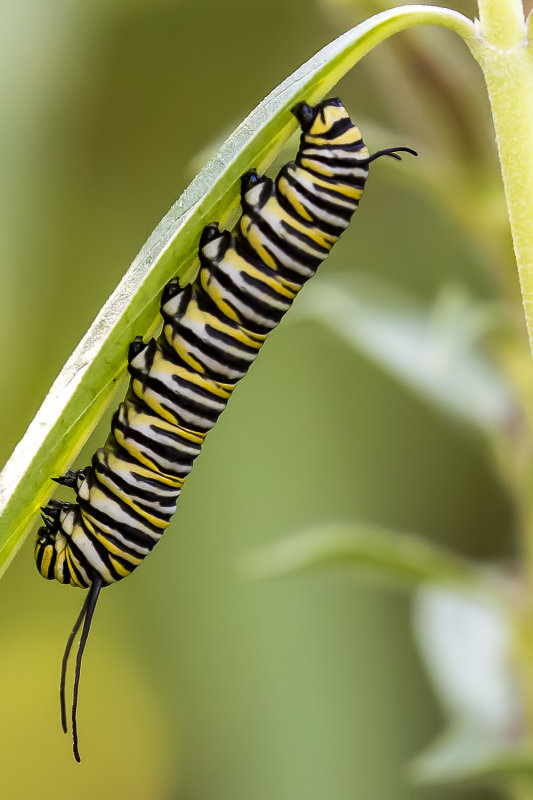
[34,97,416,760]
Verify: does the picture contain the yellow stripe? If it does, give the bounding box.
[93,472,172,528]
[309,105,348,134]
[299,157,336,178]
[172,336,205,373]
[223,248,299,300]
[121,404,204,447]
[109,557,134,578]
[294,167,364,200]
[115,414,173,464]
[106,448,184,489]
[277,175,313,222]
[40,544,53,578]
[264,196,337,250]
[92,530,143,565]
[306,127,363,147]
[240,215,277,270]
[65,547,86,588]
[88,484,168,530]
[200,270,241,322]
[188,297,266,347]
[151,348,234,399]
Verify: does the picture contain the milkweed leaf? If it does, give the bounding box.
[292,275,514,433]
[242,522,486,591]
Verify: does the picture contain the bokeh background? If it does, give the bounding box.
[0,0,526,797]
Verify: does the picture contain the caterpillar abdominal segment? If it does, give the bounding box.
[34,97,417,761]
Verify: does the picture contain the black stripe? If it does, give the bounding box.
[167,324,251,380]
[133,364,222,427]
[65,539,92,587]
[117,399,203,454]
[94,436,188,482]
[150,343,233,405]
[47,547,57,579]
[199,236,288,325]
[92,458,178,511]
[92,525,150,561]
[244,208,322,272]
[299,151,370,171]
[231,235,305,298]
[107,549,138,574]
[204,262,286,329]
[146,421,202,454]
[78,529,123,581]
[80,481,167,536]
[100,427,189,484]
[112,416,194,477]
[279,219,332,255]
[111,413,182,478]
[35,543,49,577]
[146,362,227,412]
[275,180,346,237]
[132,372,222,431]
[172,314,259,360]
[239,269,295,307]
[117,430,192,479]
[295,156,367,188]
[265,185,340,244]
[279,165,353,222]
[187,282,229,323]
[290,172,360,209]
[312,140,367,153]
[80,501,161,547]
[305,117,354,140]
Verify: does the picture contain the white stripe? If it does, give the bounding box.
[71,528,115,583]
[204,277,279,329]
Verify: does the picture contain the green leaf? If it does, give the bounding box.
[242,523,485,591]
[0,5,476,578]
[292,275,514,433]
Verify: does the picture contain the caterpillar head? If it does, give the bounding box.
[35,500,69,581]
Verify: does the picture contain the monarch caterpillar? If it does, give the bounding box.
[35,97,416,761]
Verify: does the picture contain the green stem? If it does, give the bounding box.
[472,1,533,356]
[474,0,533,769]
[478,0,525,47]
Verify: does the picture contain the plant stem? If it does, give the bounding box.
[472,1,533,356]
[478,0,525,47]
[474,0,533,766]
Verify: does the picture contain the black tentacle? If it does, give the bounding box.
[59,576,103,763]
[364,146,418,164]
[60,592,91,734]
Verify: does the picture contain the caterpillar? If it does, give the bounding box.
[34,97,416,761]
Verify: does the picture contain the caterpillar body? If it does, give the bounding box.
[34,97,415,760]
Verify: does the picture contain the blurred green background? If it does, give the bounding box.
[0,0,521,797]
